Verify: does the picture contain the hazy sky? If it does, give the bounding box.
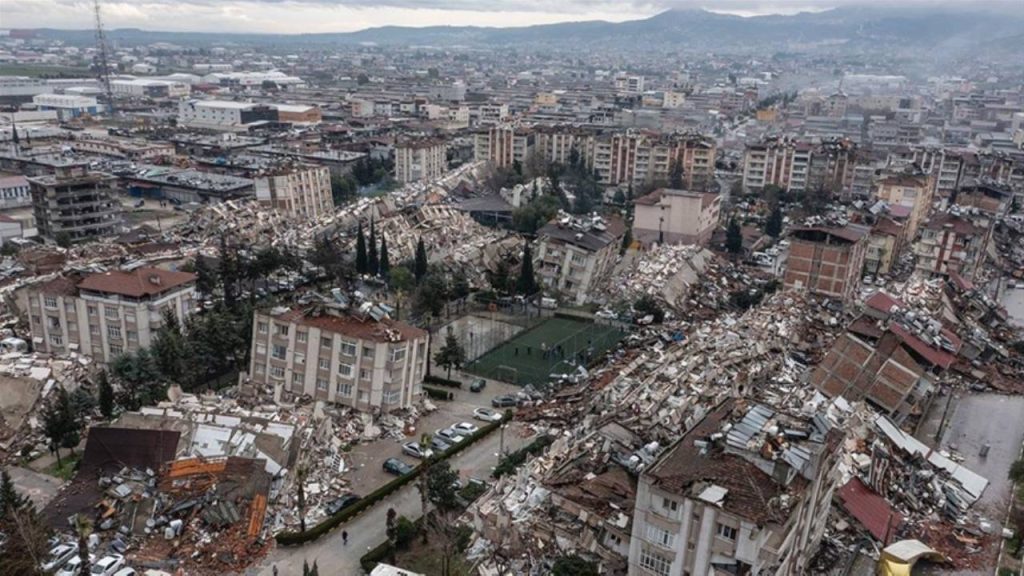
[1,0,1017,34]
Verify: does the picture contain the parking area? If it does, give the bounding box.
[341,374,527,495]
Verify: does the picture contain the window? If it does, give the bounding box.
[109,344,123,356]
[87,306,97,316]
[338,362,353,377]
[90,324,100,336]
[108,325,122,340]
[256,343,267,356]
[31,314,41,325]
[105,306,119,319]
[384,390,401,405]
[362,346,375,359]
[662,497,678,512]
[254,364,265,374]
[337,382,353,396]
[277,325,289,337]
[126,330,137,342]
[645,524,675,549]
[258,322,268,334]
[359,369,370,380]
[321,336,332,348]
[318,357,330,370]
[49,334,63,346]
[340,340,357,356]
[391,346,406,362]
[44,296,58,309]
[716,523,737,541]
[272,345,287,360]
[48,316,61,329]
[316,378,328,391]
[358,391,369,403]
[125,311,136,323]
[639,547,672,576]
[296,331,308,343]
[270,366,285,379]
[295,353,305,365]
[292,373,303,384]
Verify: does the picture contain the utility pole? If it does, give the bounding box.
[93,0,116,116]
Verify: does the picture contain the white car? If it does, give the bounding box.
[91,554,125,576]
[57,553,96,576]
[435,428,466,444]
[401,442,434,460]
[42,543,78,572]
[473,408,502,422]
[595,309,617,320]
[112,569,137,576]
[452,422,479,435]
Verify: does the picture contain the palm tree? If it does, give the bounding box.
[74,514,92,576]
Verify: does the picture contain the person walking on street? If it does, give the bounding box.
[342,530,348,545]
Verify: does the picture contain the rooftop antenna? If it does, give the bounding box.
[93,0,116,116]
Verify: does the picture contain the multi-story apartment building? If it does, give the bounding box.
[254,164,334,219]
[628,400,840,576]
[783,224,869,303]
[589,131,715,191]
[247,304,429,413]
[27,267,197,363]
[742,137,856,194]
[473,125,534,169]
[534,126,593,166]
[394,139,447,183]
[29,162,121,243]
[914,212,989,280]
[534,215,626,306]
[864,216,907,276]
[874,168,935,242]
[0,174,31,210]
[632,188,721,246]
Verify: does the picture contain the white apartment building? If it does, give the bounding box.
[254,164,334,219]
[26,267,197,363]
[474,126,534,169]
[247,305,429,413]
[474,103,510,126]
[632,188,721,246]
[394,139,447,183]
[177,99,276,130]
[534,215,627,306]
[628,401,839,576]
[741,138,813,193]
[0,174,31,210]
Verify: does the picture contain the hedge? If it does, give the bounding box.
[276,416,506,546]
[360,517,423,572]
[423,374,462,389]
[492,434,554,478]
[423,386,454,401]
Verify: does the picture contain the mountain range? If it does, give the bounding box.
[23,7,1024,57]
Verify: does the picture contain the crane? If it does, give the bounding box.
[93,0,115,115]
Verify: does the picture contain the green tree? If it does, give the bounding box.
[1009,459,1024,483]
[355,221,367,275]
[413,272,448,318]
[42,386,79,468]
[487,257,515,295]
[0,468,28,518]
[74,514,92,576]
[414,237,428,282]
[449,269,470,301]
[109,348,164,409]
[765,204,783,237]
[54,232,72,248]
[669,159,684,189]
[425,460,460,512]
[194,256,218,296]
[620,227,633,255]
[515,244,538,296]
[69,388,95,420]
[434,333,466,380]
[367,218,379,275]
[726,217,743,255]
[97,370,114,420]
[379,234,390,278]
[552,554,599,576]
[0,472,50,576]
[152,309,187,383]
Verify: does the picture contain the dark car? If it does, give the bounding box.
[469,378,487,392]
[491,395,519,408]
[430,437,453,453]
[325,493,361,515]
[383,458,414,476]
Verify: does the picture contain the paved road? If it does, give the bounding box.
[7,465,63,508]
[251,420,531,576]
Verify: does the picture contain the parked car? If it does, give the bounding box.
[491,395,519,408]
[112,568,137,576]
[469,378,487,392]
[435,428,466,444]
[383,458,414,476]
[91,554,125,576]
[595,309,617,320]
[57,554,95,576]
[325,493,361,516]
[42,544,78,572]
[452,422,479,435]
[402,442,434,460]
[430,436,453,453]
[473,407,502,422]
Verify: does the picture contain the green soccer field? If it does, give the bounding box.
[465,316,625,386]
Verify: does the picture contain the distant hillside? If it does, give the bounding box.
[22,7,1024,58]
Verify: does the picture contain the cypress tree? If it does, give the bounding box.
[367,218,378,275]
[379,234,390,278]
[516,244,538,296]
[355,221,367,274]
[414,237,428,282]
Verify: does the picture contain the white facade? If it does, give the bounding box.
[254,165,334,219]
[0,175,31,210]
[394,141,447,183]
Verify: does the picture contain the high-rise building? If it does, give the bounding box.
[394,139,447,183]
[783,224,869,303]
[29,162,121,243]
[254,164,334,219]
